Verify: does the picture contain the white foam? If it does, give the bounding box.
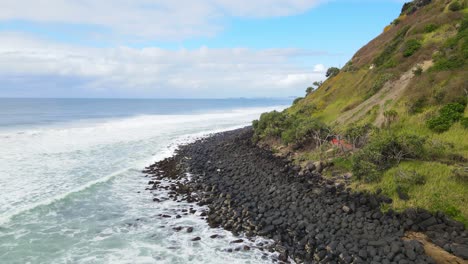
[0,105,287,225]
[0,104,289,264]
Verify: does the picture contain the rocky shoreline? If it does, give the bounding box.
[143,127,467,263]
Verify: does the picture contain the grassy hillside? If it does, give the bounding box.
[253,0,468,225]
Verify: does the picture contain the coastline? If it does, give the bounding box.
[144,127,468,263]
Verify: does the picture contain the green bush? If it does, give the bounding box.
[439,103,465,121]
[252,110,290,141]
[424,24,439,33]
[253,110,329,147]
[344,124,373,148]
[427,116,454,133]
[297,103,318,116]
[293,97,303,105]
[351,132,427,182]
[432,55,465,71]
[351,157,381,183]
[427,103,466,132]
[449,2,462,11]
[401,2,414,15]
[280,117,328,146]
[461,117,468,129]
[403,39,422,57]
[409,98,427,114]
[326,67,340,78]
[413,66,423,75]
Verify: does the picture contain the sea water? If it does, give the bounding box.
[0,98,291,264]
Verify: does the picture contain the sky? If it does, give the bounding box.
[0,0,405,98]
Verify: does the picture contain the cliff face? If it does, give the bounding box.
[253,0,468,226]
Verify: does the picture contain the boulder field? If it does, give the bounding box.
[143,127,467,263]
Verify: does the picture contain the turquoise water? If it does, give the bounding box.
[0,98,290,264]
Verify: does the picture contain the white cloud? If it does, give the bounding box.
[0,33,326,98]
[0,0,324,40]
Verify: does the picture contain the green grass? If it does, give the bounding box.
[255,0,468,227]
[353,161,468,226]
[332,156,353,171]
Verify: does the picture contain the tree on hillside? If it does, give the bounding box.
[306,87,314,94]
[313,81,323,88]
[326,67,340,78]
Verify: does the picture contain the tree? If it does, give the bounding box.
[306,87,314,94]
[313,81,323,88]
[326,67,340,78]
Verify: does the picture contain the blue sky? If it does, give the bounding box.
[0,0,404,98]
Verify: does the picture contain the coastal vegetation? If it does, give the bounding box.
[253,0,468,226]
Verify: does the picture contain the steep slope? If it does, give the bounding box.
[253,0,468,228]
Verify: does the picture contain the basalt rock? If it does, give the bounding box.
[145,127,467,262]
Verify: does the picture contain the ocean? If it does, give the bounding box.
[0,98,291,264]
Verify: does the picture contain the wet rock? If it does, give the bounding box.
[143,127,464,263]
[191,237,201,241]
[187,227,194,233]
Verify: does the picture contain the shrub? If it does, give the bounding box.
[408,98,427,114]
[439,103,464,121]
[413,66,423,75]
[344,124,373,148]
[403,39,422,57]
[383,110,398,127]
[433,90,446,102]
[427,116,453,133]
[351,132,427,182]
[432,55,465,71]
[426,103,466,132]
[293,97,303,105]
[253,109,331,147]
[326,67,340,78]
[449,2,462,11]
[351,157,381,183]
[461,117,468,129]
[297,103,318,115]
[454,96,467,107]
[313,81,323,88]
[424,23,439,33]
[384,25,393,33]
[252,110,290,141]
[306,87,313,94]
[401,2,414,14]
[280,117,329,146]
